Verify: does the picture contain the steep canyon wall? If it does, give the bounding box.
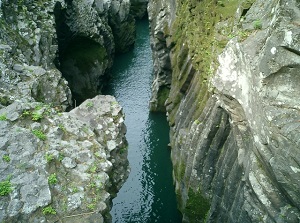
[0,0,138,222]
[148,0,300,222]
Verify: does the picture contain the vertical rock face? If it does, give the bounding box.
[55,0,136,103]
[131,0,148,18]
[148,0,175,112]
[148,0,300,222]
[0,0,134,222]
[0,0,72,109]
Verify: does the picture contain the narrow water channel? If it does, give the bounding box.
[103,19,182,223]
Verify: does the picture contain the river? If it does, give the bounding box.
[103,19,182,223]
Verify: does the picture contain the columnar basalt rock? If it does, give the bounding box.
[147,0,175,112]
[148,0,300,222]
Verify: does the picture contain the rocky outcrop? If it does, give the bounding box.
[148,0,175,112]
[148,0,300,222]
[0,95,128,222]
[0,0,131,222]
[55,0,136,104]
[0,0,72,109]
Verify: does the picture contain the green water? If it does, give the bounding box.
[103,19,182,223]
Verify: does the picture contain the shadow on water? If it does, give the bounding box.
[103,18,182,222]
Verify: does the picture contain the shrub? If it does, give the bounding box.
[31,112,43,121]
[253,19,262,29]
[0,177,13,196]
[45,153,54,163]
[48,173,58,185]
[2,154,10,162]
[0,114,7,121]
[32,129,47,141]
[42,206,56,215]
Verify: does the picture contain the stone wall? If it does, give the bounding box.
[148,0,300,222]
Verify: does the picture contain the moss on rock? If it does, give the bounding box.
[185,189,210,223]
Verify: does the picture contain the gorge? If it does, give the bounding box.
[103,19,181,222]
[0,0,300,222]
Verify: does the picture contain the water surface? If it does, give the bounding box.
[103,19,182,223]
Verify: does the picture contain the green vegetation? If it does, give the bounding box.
[87,203,96,210]
[48,173,58,185]
[0,114,7,121]
[32,129,47,141]
[86,101,94,108]
[253,19,262,29]
[88,164,97,173]
[185,189,210,223]
[22,103,52,121]
[45,153,54,163]
[0,177,13,196]
[89,182,97,188]
[119,146,128,154]
[58,153,65,162]
[172,0,240,78]
[155,86,170,112]
[42,206,57,215]
[31,111,43,121]
[2,154,11,162]
[0,96,10,106]
[58,124,66,133]
[166,0,242,123]
[71,186,79,193]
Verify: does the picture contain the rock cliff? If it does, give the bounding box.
[54,0,136,103]
[0,96,128,223]
[148,0,300,222]
[0,0,131,222]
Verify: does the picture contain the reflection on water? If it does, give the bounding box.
[103,19,182,223]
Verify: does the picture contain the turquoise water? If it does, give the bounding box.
[103,19,182,223]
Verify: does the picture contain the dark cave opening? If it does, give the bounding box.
[53,2,109,106]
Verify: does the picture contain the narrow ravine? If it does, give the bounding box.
[103,19,182,222]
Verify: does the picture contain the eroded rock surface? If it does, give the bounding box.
[149,0,300,222]
[0,0,131,222]
[55,0,136,103]
[0,96,128,223]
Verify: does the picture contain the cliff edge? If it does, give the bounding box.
[148,0,300,222]
[0,0,134,222]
